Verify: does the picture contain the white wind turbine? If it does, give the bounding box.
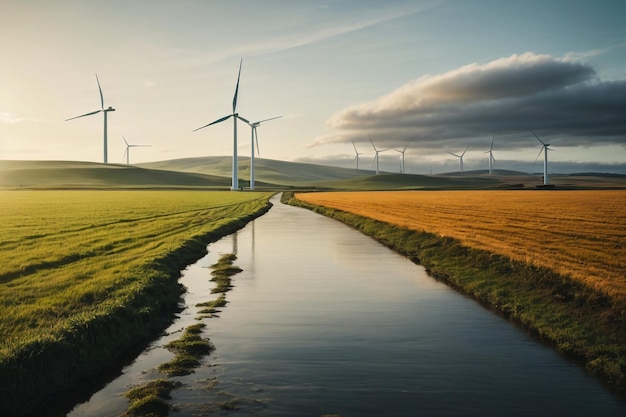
[66,74,115,164]
[370,137,389,175]
[123,136,150,165]
[448,146,469,173]
[394,143,410,174]
[485,133,496,174]
[532,131,553,185]
[194,59,250,190]
[351,139,363,170]
[245,115,282,190]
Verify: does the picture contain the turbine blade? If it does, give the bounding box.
[531,130,546,146]
[123,136,129,146]
[237,115,250,124]
[461,146,469,156]
[534,147,544,163]
[369,136,377,151]
[232,59,242,113]
[447,152,460,157]
[352,139,358,153]
[257,115,283,124]
[193,114,232,132]
[65,109,102,121]
[96,74,104,110]
[490,132,495,150]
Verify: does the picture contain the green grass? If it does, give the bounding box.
[284,192,626,394]
[0,190,272,416]
[121,379,182,417]
[159,323,214,376]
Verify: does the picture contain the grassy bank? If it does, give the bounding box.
[0,191,273,417]
[283,192,626,394]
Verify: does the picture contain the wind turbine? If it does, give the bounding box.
[370,137,389,175]
[351,139,363,170]
[394,143,410,174]
[485,133,496,174]
[532,131,552,185]
[448,146,469,173]
[122,136,150,165]
[66,74,115,164]
[194,59,250,190]
[245,115,282,190]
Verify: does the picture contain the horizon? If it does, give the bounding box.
[2,1,626,174]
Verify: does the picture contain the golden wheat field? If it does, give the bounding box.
[296,190,626,302]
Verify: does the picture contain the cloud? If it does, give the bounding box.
[237,3,434,58]
[0,112,29,124]
[317,52,626,151]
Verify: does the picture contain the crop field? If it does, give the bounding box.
[296,190,626,303]
[0,190,272,360]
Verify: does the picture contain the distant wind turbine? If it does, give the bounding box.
[123,136,150,165]
[532,131,553,185]
[485,133,496,174]
[370,137,389,175]
[66,74,115,164]
[352,139,363,170]
[193,59,250,190]
[394,143,410,174]
[245,115,282,190]
[448,146,469,173]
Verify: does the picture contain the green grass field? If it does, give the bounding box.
[0,190,272,416]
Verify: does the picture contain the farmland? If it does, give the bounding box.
[0,190,273,416]
[296,190,626,303]
[291,190,626,391]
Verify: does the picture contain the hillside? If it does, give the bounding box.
[2,158,625,190]
[0,160,231,189]
[138,156,375,186]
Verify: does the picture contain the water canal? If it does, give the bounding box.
[65,194,625,416]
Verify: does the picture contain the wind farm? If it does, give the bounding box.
[3,2,626,415]
[4,79,626,417]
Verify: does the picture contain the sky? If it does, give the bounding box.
[1,0,626,174]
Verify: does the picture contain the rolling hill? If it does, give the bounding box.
[2,158,625,190]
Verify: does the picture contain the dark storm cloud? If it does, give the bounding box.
[314,52,626,150]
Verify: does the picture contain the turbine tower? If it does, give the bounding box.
[394,143,410,174]
[194,59,250,190]
[66,74,115,164]
[370,137,389,175]
[245,115,282,190]
[485,133,496,174]
[352,139,363,170]
[448,146,468,173]
[123,136,150,165]
[532,131,552,185]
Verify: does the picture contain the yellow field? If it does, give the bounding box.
[296,191,626,302]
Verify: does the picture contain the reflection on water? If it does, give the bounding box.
[68,195,625,417]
